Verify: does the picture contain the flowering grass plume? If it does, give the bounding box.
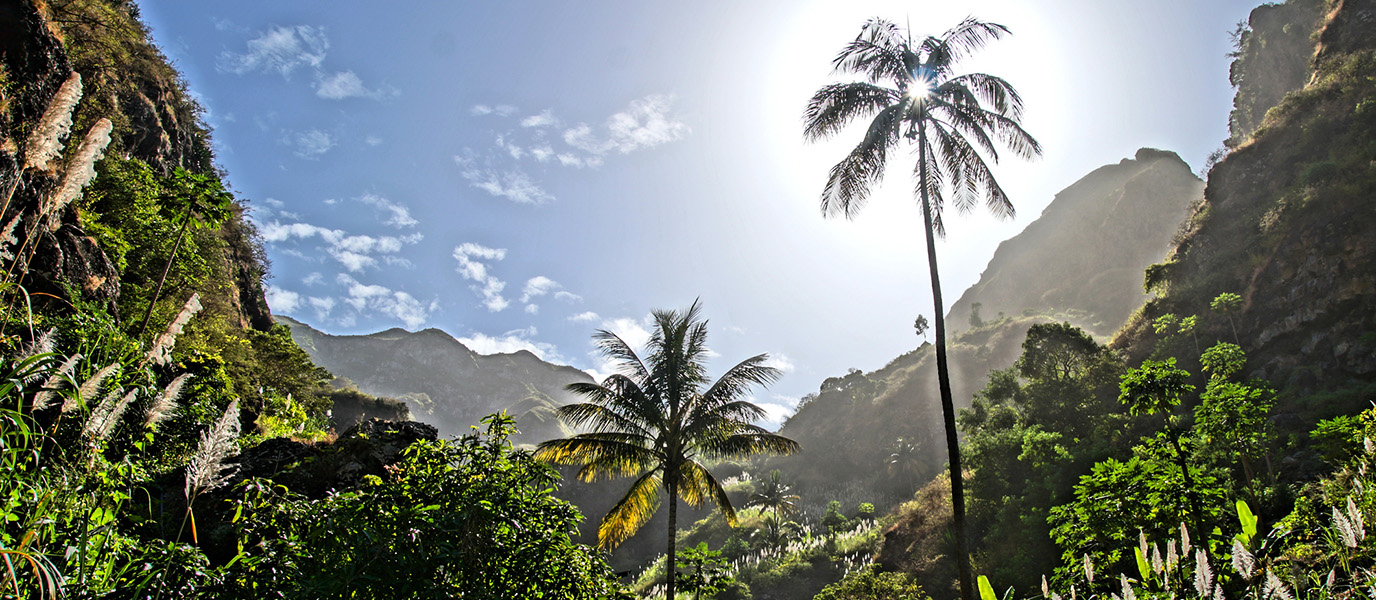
[82,386,124,439]
[145,373,190,429]
[31,353,81,411]
[43,117,112,220]
[23,71,82,172]
[185,399,240,499]
[67,362,120,413]
[0,214,22,263]
[145,293,201,367]
[94,388,138,441]
[19,327,56,365]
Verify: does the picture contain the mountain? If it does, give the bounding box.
[769,148,1202,503]
[278,315,594,441]
[1113,0,1376,424]
[946,148,1203,337]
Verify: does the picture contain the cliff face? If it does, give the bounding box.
[946,148,1202,337]
[1115,0,1376,419]
[0,0,271,331]
[773,151,1200,501]
[1227,0,1326,147]
[280,316,594,441]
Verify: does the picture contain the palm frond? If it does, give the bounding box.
[591,329,650,381]
[678,461,737,525]
[804,83,900,142]
[706,431,801,460]
[922,18,1011,70]
[821,104,903,219]
[533,435,655,481]
[597,469,662,550]
[832,19,909,84]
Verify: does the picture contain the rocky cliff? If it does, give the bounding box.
[1226,0,1327,147]
[280,316,593,441]
[946,148,1202,337]
[1114,0,1376,423]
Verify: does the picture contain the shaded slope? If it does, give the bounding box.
[280,315,593,441]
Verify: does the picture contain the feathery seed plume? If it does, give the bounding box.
[1365,437,1373,455]
[1180,523,1192,557]
[1120,574,1135,600]
[0,214,21,262]
[1166,540,1178,570]
[1232,538,1255,580]
[145,373,190,429]
[185,399,240,498]
[1347,496,1365,542]
[43,118,112,220]
[68,362,120,413]
[1334,506,1357,548]
[1194,549,1212,597]
[1083,554,1094,584]
[1041,575,1050,598]
[1264,569,1292,600]
[146,293,201,366]
[1151,542,1163,575]
[95,388,138,441]
[1138,530,1148,566]
[82,386,124,439]
[24,72,82,172]
[31,353,81,411]
[20,328,56,364]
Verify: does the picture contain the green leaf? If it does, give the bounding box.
[1134,546,1150,581]
[1236,499,1257,545]
[978,575,997,600]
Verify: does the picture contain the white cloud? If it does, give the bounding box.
[458,329,563,363]
[358,193,417,228]
[520,276,561,303]
[260,220,420,272]
[530,146,554,162]
[753,394,801,429]
[218,25,328,77]
[763,354,796,373]
[302,272,324,286]
[336,273,432,329]
[521,109,558,129]
[454,153,554,204]
[568,311,599,322]
[560,94,689,155]
[315,70,370,99]
[602,316,652,353]
[554,290,582,303]
[453,243,509,311]
[287,129,334,159]
[524,304,539,315]
[266,285,302,312]
[470,104,517,117]
[308,296,335,320]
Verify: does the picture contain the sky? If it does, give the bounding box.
[136,0,1259,427]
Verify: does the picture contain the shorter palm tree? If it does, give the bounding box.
[745,469,801,521]
[535,301,799,600]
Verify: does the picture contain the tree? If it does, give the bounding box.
[803,17,1041,599]
[534,301,799,600]
[675,543,733,600]
[913,315,929,342]
[746,469,800,521]
[135,168,233,337]
[1210,292,1242,344]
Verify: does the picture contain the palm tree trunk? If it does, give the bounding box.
[136,208,191,337]
[666,475,678,600]
[918,129,975,600]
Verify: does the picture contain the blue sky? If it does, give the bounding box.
[138,0,1258,426]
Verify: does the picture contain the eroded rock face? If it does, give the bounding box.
[1227,0,1326,146]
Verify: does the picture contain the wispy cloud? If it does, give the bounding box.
[286,129,334,159]
[218,25,328,77]
[520,276,561,303]
[471,104,517,117]
[562,95,690,155]
[336,274,433,329]
[754,394,801,429]
[453,152,554,204]
[259,220,421,272]
[453,243,509,311]
[521,109,558,129]
[763,354,796,373]
[358,193,417,228]
[458,327,564,363]
[314,70,394,100]
[568,311,599,322]
[265,285,302,312]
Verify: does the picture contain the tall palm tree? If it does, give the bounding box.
[745,469,801,521]
[534,301,799,600]
[803,18,1041,600]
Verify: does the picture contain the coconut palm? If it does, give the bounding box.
[534,300,799,600]
[745,469,801,521]
[803,17,1041,600]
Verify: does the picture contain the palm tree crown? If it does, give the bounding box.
[804,17,1041,600]
[745,469,801,521]
[534,300,799,600]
